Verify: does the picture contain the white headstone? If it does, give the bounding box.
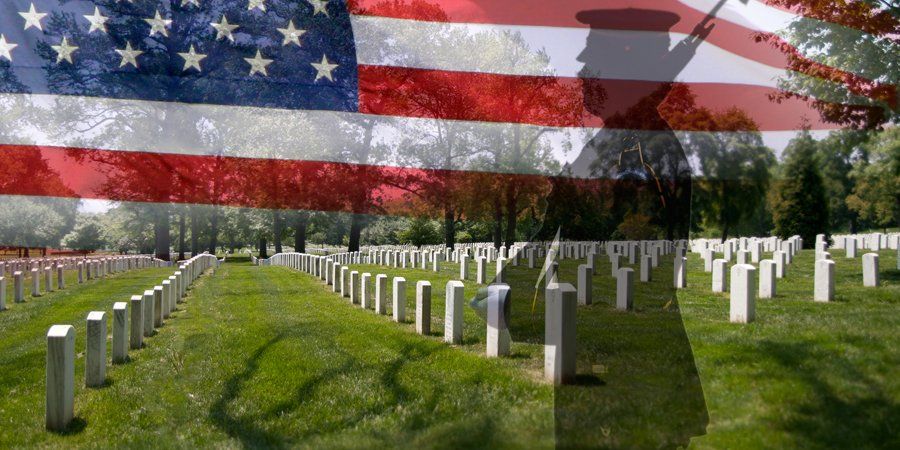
[616,267,634,311]
[375,274,387,315]
[577,264,592,305]
[46,325,75,432]
[361,273,372,309]
[545,283,576,385]
[640,255,652,282]
[393,277,406,323]
[142,290,155,337]
[758,259,776,299]
[476,257,487,284]
[444,281,464,344]
[712,259,728,293]
[416,281,431,335]
[729,264,756,323]
[862,253,879,287]
[486,284,511,357]
[85,311,107,387]
[130,295,143,349]
[350,271,360,304]
[112,302,128,364]
[814,259,835,302]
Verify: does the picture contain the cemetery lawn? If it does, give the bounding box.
[0,257,554,448]
[0,250,897,448]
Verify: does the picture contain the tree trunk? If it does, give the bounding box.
[178,211,186,261]
[293,213,309,253]
[273,210,283,254]
[444,206,456,249]
[154,207,171,261]
[493,195,503,249]
[504,182,518,248]
[348,214,364,252]
[208,207,218,254]
[189,206,200,256]
[258,237,268,259]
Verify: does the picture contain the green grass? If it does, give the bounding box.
[0,249,897,449]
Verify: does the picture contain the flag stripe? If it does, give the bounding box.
[358,64,862,130]
[0,91,835,166]
[348,1,892,103]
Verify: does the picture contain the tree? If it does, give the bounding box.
[399,217,442,246]
[846,127,900,230]
[63,215,106,251]
[772,130,830,244]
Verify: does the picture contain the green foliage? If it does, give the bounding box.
[613,212,661,240]
[846,127,900,230]
[398,217,442,246]
[772,131,830,244]
[0,197,76,248]
[63,215,106,251]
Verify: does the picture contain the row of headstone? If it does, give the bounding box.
[0,256,157,312]
[44,254,217,432]
[692,233,892,324]
[269,252,581,385]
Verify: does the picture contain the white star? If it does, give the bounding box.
[308,0,329,16]
[115,42,143,68]
[178,45,207,72]
[211,15,238,42]
[248,0,266,12]
[144,10,172,37]
[181,0,200,7]
[277,20,307,47]
[51,37,79,64]
[311,54,338,82]
[0,35,18,61]
[244,50,273,76]
[83,7,109,34]
[19,3,48,31]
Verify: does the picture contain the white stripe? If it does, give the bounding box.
[0,93,818,174]
[351,14,788,87]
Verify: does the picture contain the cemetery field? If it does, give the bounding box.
[0,250,897,448]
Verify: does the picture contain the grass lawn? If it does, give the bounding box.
[0,249,897,448]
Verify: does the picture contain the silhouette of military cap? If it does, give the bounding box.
[576,8,681,31]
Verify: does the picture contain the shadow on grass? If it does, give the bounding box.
[208,330,501,448]
[761,341,899,449]
[50,417,86,436]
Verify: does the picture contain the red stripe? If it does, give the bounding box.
[348,0,894,104]
[358,64,878,131]
[0,144,561,213]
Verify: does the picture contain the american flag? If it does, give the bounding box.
[0,0,893,215]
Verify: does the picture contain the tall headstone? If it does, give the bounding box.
[14,271,23,303]
[459,254,469,280]
[494,256,506,283]
[729,264,756,323]
[112,302,128,364]
[340,267,350,298]
[0,277,5,310]
[486,284,511,357]
[444,281,464,344]
[862,253,879,287]
[361,273,372,309]
[153,286,164,327]
[374,274,387,315]
[616,268,634,311]
[142,290,155,337]
[85,311,107,387]
[416,281,432,335]
[674,256,687,288]
[545,283,576,385]
[758,259,776,299]
[845,238,857,258]
[46,325,75,432]
[577,264,592,306]
[130,295,143,349]
[712,259,728,293]
[350,271,360,304]
[57,265,65,290]
[31,268,41,297]
[476,257,487,284]
[393,277,406,323]
[814,259,835,302]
